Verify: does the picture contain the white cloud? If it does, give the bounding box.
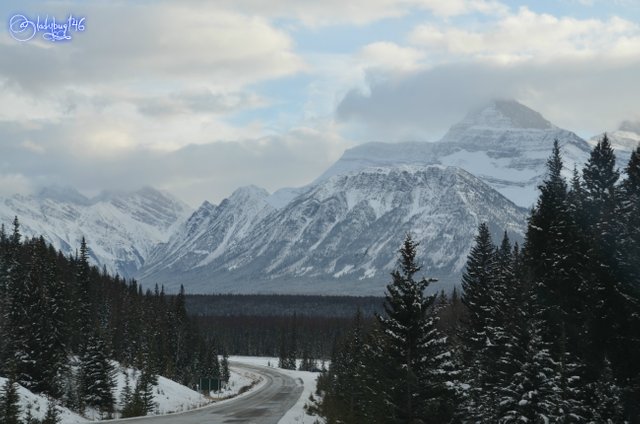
[409,7,640,62]
[358,42,426,71]
[0,121,352,205]
[226,0,507,26]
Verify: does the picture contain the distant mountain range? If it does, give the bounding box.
[139,165,527,295]
[0,186,190,278]
[2,100,638,294]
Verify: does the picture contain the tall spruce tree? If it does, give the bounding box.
[458,223,503,422]
[317,310,373,424]
[500,318,561,423]
[0,372,21,424]
[72,238,93,352]
[581,135,633,402]
[525,140,590,358]
[376,233,454,423]
[79,333,115,416]
[618,145,640,420]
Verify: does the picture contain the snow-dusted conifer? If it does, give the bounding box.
[79,333,115,416]
[0,372,20,424]
[376,233,455,423]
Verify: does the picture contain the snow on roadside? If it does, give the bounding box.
[0,360,282,424]
[230,356,325,424]
[0,377,88,424]
[98,363,211,419]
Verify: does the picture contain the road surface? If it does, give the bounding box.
[103,362,303,424]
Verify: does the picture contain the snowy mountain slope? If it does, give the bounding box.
[140,185,274,280]
[139,165,527,295]
[0,186,191,278]
[317,100,592,207]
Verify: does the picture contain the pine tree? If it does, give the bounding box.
[460,223,496,357]
[0,373,20,424]
[458,223,503,422]
[581,135,625,367]
[590,358,625,424]
[525,141,591,359]
[79,333,115,416]
[500,319,560,423]
[376,233,455,423]
[616,145,640,420]
[72,238,93,352]
[136,368,157,416]
[220,352,230,383]
[42,399,61,424]
[317,309,379,424]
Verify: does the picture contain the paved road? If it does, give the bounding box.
[103,363,303,424]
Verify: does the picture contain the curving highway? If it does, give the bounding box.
[103,363,303,424]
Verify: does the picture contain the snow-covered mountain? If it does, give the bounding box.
[318,100,592,207]
[589,120,640,165]
[141,185,275,279]
[139,165,527,295]
[0,186,191,278]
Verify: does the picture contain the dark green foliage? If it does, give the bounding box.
[278,318,298,370]
[42,399,61,424]
[0,220,222,418]
[220,353,230,383]
[319,234,456,424]
[0,373,21,424]
[590,358,624,423]
[121,369,157,418]
[79,333,115,416]
[317,310,373,424]
[318,139,640,423]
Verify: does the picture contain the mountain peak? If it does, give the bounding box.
[456,99,554,130]
[228,185,270,203]
[36,185,90,205]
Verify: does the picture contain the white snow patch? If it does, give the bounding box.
[333,264,354,278]
[0,377,87,424]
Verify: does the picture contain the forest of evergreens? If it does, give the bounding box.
[0,226,227,422]
[317,137,640,423]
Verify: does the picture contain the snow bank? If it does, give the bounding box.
[230,356,325,424]
[0,377,87,424]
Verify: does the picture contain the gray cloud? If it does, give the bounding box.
[0,1,303,92]
[0,120,349,206]
[336,57,640,141]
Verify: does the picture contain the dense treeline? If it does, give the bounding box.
[192,294,382,359]
[196,314,369,359]
[186,294,384,318]
[0,225,226,421]
[318,137,640,423]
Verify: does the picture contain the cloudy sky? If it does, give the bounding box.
[2,0,640,206]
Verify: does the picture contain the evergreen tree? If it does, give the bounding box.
[42,399,61,424]
[458,223,503,422]
[496,319,559,424]
[589,358,625,424]
[317,310,377,424]
[220,352,230,383]
[617,145,640,419]
[526,141,588,350]
[460,223,496,358]
[581,135,625,369]
[376,233,455,423]
[79,333,115,416]
[72,238,93,352]
[0,372,21,424]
